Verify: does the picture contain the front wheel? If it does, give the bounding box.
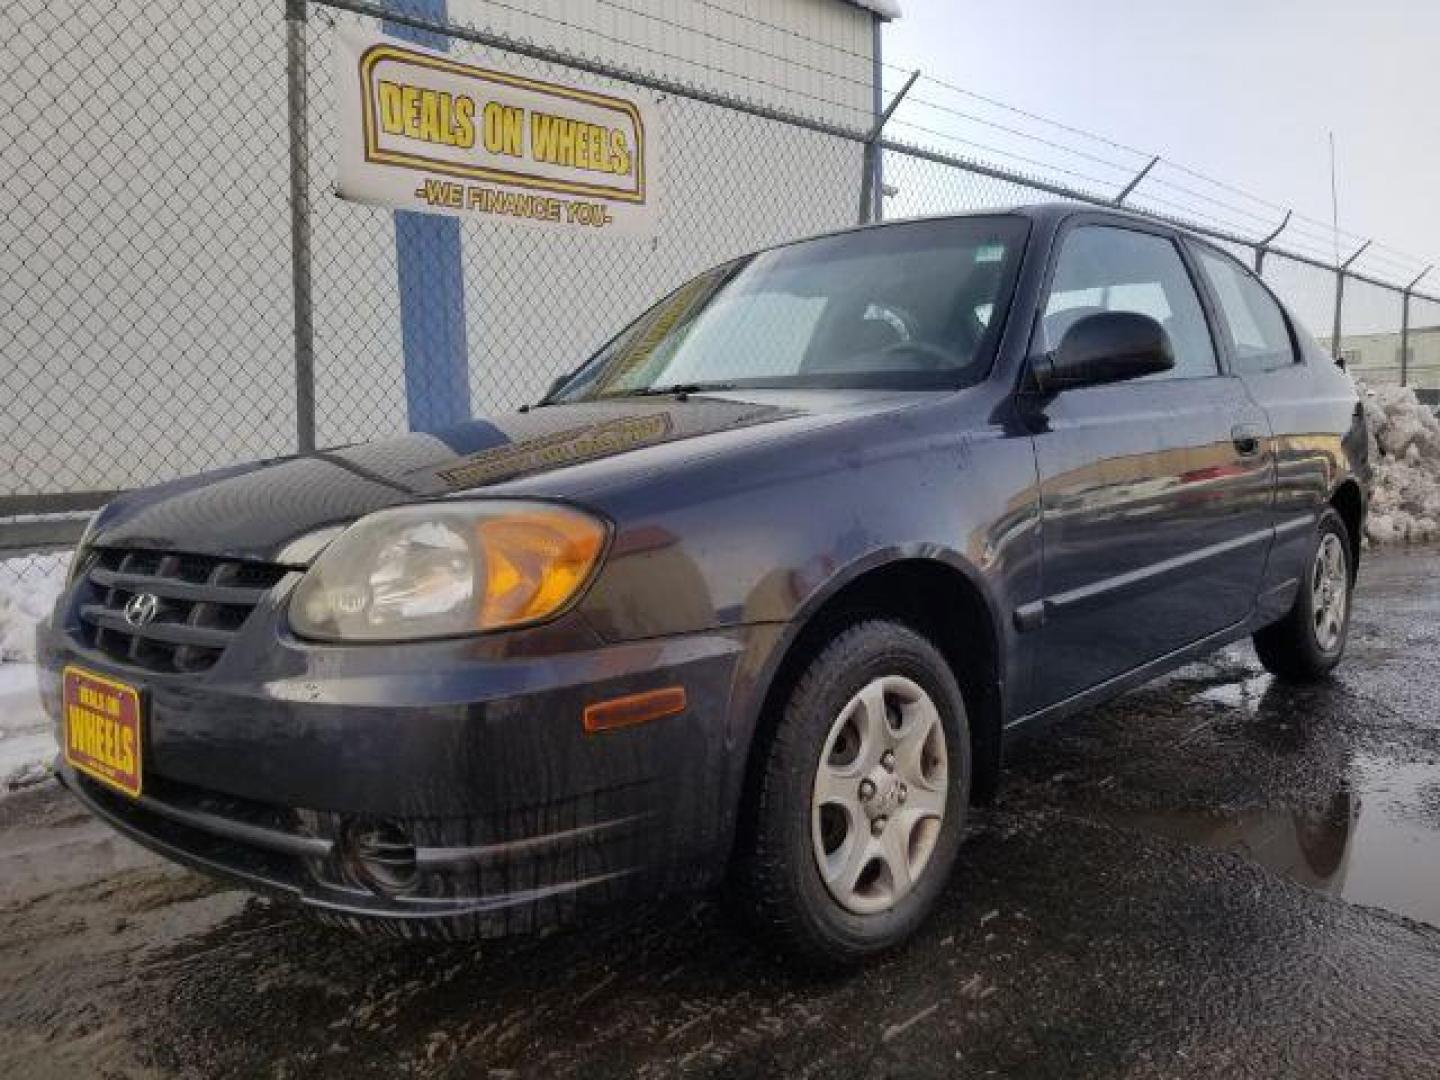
[734,620,971,967]
[1253,507,1353,681]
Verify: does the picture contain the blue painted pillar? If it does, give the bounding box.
[384,0,471,432]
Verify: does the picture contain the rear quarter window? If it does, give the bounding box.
[1194,245,1297,374]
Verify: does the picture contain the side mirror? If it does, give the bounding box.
[1033,310,1174,392]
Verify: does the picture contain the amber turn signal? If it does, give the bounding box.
[583,686,688,734]
[477,505,608,629]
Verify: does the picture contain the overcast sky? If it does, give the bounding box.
[883,0,1440,280]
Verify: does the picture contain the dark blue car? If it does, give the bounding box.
[39,204,1368,964]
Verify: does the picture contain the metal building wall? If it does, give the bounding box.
[356,0,878,439]
[447,0,876,123]
[1,0,876,504]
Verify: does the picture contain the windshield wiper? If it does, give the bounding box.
[601,382,740,400]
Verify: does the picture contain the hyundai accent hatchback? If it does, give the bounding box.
[40,205,1368,965]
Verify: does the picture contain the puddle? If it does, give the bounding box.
[1101,752,1440,928]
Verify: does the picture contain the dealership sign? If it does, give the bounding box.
[336,28,655,233]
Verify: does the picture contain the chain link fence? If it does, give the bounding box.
[303,1,865,446]
[2,1,297,562]
[1257,252,1340,348]
[4,0,1439,587]
[1409,297,1440,391]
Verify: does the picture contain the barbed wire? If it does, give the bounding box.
[900,94,1139,178]
[896,71,1152,161]
[885,119,1124,196]
[888,68,1436,276]
[1121,190,1274,243]
[1140,175,1292,233]
[443,0,1440,286]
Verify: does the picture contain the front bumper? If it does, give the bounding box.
[56,759,663,936]
[40,611,773,937]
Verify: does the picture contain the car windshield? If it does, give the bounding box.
[551,215,1030,400]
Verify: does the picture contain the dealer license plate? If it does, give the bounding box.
[62,665,143,798]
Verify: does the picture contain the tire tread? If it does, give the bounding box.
[1253,508,1352,682]
[733,618,968,968]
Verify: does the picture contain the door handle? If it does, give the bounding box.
[1231,424,1264,457]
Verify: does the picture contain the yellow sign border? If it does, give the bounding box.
[358,43,648,205]
[62,663,144,799]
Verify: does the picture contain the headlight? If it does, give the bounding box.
[289,501,608,642]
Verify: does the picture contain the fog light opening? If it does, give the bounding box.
[340,818,419,896]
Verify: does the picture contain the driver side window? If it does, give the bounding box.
[1041,226,1219,381]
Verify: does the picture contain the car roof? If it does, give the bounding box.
[759,201,1198,258]
[878,201,1196,235]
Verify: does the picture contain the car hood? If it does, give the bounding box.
[89,389,929,563]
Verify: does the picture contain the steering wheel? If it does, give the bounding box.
[877,340,962,370]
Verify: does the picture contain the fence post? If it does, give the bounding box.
[1400,265,1432,387]
[868,16,884,223]
[1401,289,1411,387]
[285,0,317,453]
[1330,271,1344,363]
[385,0,472,433]
[1331,240,1371,365]
[1114,156,1159,207]
[1253,209,1291,276]
[859,69,918,225]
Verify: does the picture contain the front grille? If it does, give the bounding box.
[77,548,288,673]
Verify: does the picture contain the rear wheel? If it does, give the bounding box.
[736,620,970,967]
[1253,507,1353,681]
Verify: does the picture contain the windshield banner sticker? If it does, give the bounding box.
[335,27,657,234]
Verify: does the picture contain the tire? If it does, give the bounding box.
[1253,507,1354,682]
[734,619,971,968]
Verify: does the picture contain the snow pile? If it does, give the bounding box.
[0,553,69,662]
[0,661,53,793]
[1,557,67,792]
[1361,383,1440,545]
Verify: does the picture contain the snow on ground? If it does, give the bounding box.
[1,552,68,663]
[0,662,53,794]
[1361,383,1440,545]
[1,554,66,793]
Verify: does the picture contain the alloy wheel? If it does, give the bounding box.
[1312,532,1349,653]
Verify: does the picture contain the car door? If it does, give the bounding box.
[1187,241,1347,612]
[1021,220,1275,712]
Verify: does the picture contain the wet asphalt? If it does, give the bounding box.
[2,548,1438,1079]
